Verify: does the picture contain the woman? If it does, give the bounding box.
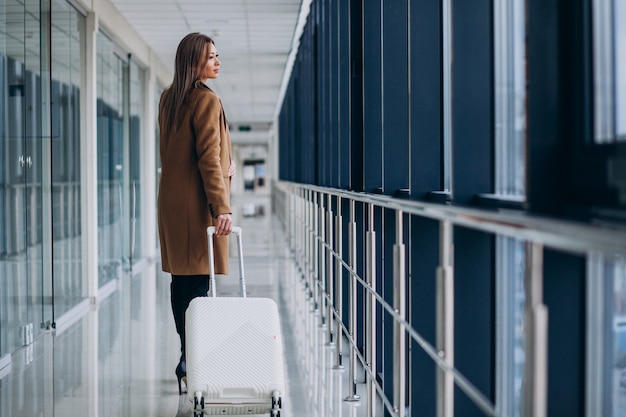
[157,32,235,395]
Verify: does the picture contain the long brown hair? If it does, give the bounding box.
[160,32,214,133]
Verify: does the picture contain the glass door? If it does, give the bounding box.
[50,0,86,320]
[24,0,48,337]
[0,0,48,357]
[96,32,128,286]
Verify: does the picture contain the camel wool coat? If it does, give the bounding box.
[157,81,232,275]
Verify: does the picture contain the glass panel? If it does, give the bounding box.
[0,0,8,358]
[616,0,626,139]
[50,0,85,317]
[593,0,626,143]
[496,237,526,417]
[24,0,46,338]
[0,0,27,357]
[0,0,48,356]
[610,257,626,415]
[494,0,526,196]
[128,61,144,262]
[442,0,452,192]
[593,0,613,143]
[588,255,626,416]
[96,32,127,287]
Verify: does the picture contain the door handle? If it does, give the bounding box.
[26,156,32,168]
[19,155,25,167]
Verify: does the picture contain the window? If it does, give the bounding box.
[50,0,86,317]
[593,0,626,143]
[96,31,128,286]
[442,0,453,192]
[617,1,626,139]
[495,3,527,411]
[587,254,626,417]
[494,0,526,196]
[496,237,526,417]
[613,259,626,415]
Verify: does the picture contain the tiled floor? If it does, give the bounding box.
[0,195,374,417]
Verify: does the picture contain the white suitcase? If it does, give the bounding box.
[185,226,285,416]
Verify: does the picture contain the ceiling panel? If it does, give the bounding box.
[109,0,303,132]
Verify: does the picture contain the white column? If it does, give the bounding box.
[81,12,99,299]
[142,57,158,261]
[270,122,279,183]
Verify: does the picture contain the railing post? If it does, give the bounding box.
[294,189,301,272]
[393,211,407,417]
[312,191,319,309]
[326,195,335,340]
[288,187,295,251]
[302,189,309,292]
[437,220,454,417]
[306,190,314,300]
[298,190,308,274]
[344,199,360,401]
[524,242,548,417]
[292,188,298,262]
[334,196,345,368]
[318,193,326,319]
[366,203,377,417]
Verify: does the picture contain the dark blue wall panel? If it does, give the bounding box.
[409,0,442,198]
[382,0,409,194]
[451,0,493,205]
[362,0,383,193]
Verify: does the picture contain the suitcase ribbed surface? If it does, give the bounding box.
[185,297,285,411]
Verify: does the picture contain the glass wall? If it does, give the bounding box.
[1,0,86,357]
[1,0,48,357]
[496,238,526,417]
[593,0,626,143]
[618,0,626,140]
[610,258,626,415]
[442,0,453,192]
[495,0,526,197]
[494,2,527,416]
[279,0,498,412]
[587,255,626,416]
[96,32,127,287]
[50,0,86,318]
[0,0,154,361]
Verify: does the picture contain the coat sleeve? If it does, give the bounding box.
[193,92,231,217]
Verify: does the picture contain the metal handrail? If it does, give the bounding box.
[274,180,626,417]
[276,181,626,257]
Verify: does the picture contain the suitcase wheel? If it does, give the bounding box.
[271,390,282,416]
[193,392,205,417]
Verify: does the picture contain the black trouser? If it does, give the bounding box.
[170,274,209,358]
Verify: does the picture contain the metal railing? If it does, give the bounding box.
[273,180,626,417]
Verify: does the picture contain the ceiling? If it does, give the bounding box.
[108,0,305,136]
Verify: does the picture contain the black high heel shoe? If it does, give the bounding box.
[175,358,187,395]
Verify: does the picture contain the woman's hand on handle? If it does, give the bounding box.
[215,214,232,236]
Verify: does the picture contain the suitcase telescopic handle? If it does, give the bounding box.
[207,226,247,298]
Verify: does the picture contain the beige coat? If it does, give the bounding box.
[157,81,232,275]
